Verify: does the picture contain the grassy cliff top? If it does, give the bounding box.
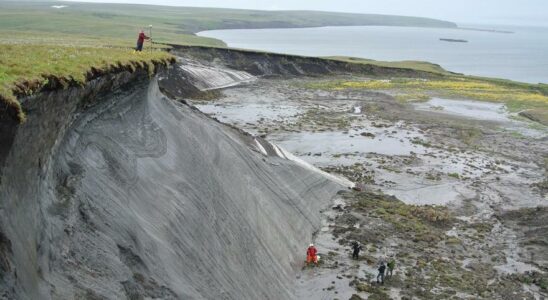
[0,43,174,122]
[326,56,455,75]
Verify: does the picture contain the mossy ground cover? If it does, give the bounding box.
[333,191,542,299]
[0,43,174,122]
[348,191,453,245]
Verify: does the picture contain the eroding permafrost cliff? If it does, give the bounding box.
[0,62,344,299]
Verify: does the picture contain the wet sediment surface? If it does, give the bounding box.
[192,76,548,299]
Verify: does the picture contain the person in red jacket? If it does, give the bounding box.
[135,29,150,52]
[306,244,318,265]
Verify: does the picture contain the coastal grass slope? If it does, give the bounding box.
[326,56,454,75]
[0,44,174,122]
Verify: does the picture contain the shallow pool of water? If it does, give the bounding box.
[413,98,509,122]
[413,98,547,138]
[384,181,467,205]
[196,103,301,125]
[269,128,427,166]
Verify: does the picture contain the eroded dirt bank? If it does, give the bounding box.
[177,49,547,299]
[0,60,346,299]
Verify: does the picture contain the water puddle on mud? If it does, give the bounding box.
[413,98,547,138]
[383,180,471,205]
[414,98,509,122]
[492,223,541,275]
[196,103,301,130]
[194,89,543,209]
[269,128,427,166]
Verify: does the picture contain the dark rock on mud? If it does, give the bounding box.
[519,110,548,126]
[500,207,548,269]
[360,132,376,138]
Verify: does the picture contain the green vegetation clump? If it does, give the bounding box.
[347,191,453,244]
[0,44,174,122]
[456,127,483,146]
[295,107,353,131]
[411,137,432,147]
[447,173,460,179]
[464,222,494,234]
[532,178,548,196]
[430,259,490,295]
[395,93,431,102]
[352,280,390,299]
[511,272,548,292]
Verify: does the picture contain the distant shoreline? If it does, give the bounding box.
[198,25,547,83]
[440,38,468,43]
[458,27,514,34]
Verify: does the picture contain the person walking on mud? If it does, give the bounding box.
[352,241,363,260]
[387,256,396,278]
[135,29,150,52]
[377,259,386,284]
[306,244,318,266]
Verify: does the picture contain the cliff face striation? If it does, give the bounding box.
[0,60,344,299]
[170,46,447,79]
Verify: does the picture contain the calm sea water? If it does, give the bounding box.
[198,25,548,83]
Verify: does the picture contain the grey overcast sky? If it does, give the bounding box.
[64,0,548,26]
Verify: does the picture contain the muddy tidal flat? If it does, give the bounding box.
[193,76,547,299]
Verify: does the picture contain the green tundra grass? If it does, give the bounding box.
[326,56,454,75]
[0,44,174,122]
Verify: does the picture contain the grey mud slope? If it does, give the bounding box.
[0,66,344,299]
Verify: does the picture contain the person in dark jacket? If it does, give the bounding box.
[377,260,386,284]
[352,241,363,260]
[135,29,150,52]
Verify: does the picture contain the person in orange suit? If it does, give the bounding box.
[306,243,318,265]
